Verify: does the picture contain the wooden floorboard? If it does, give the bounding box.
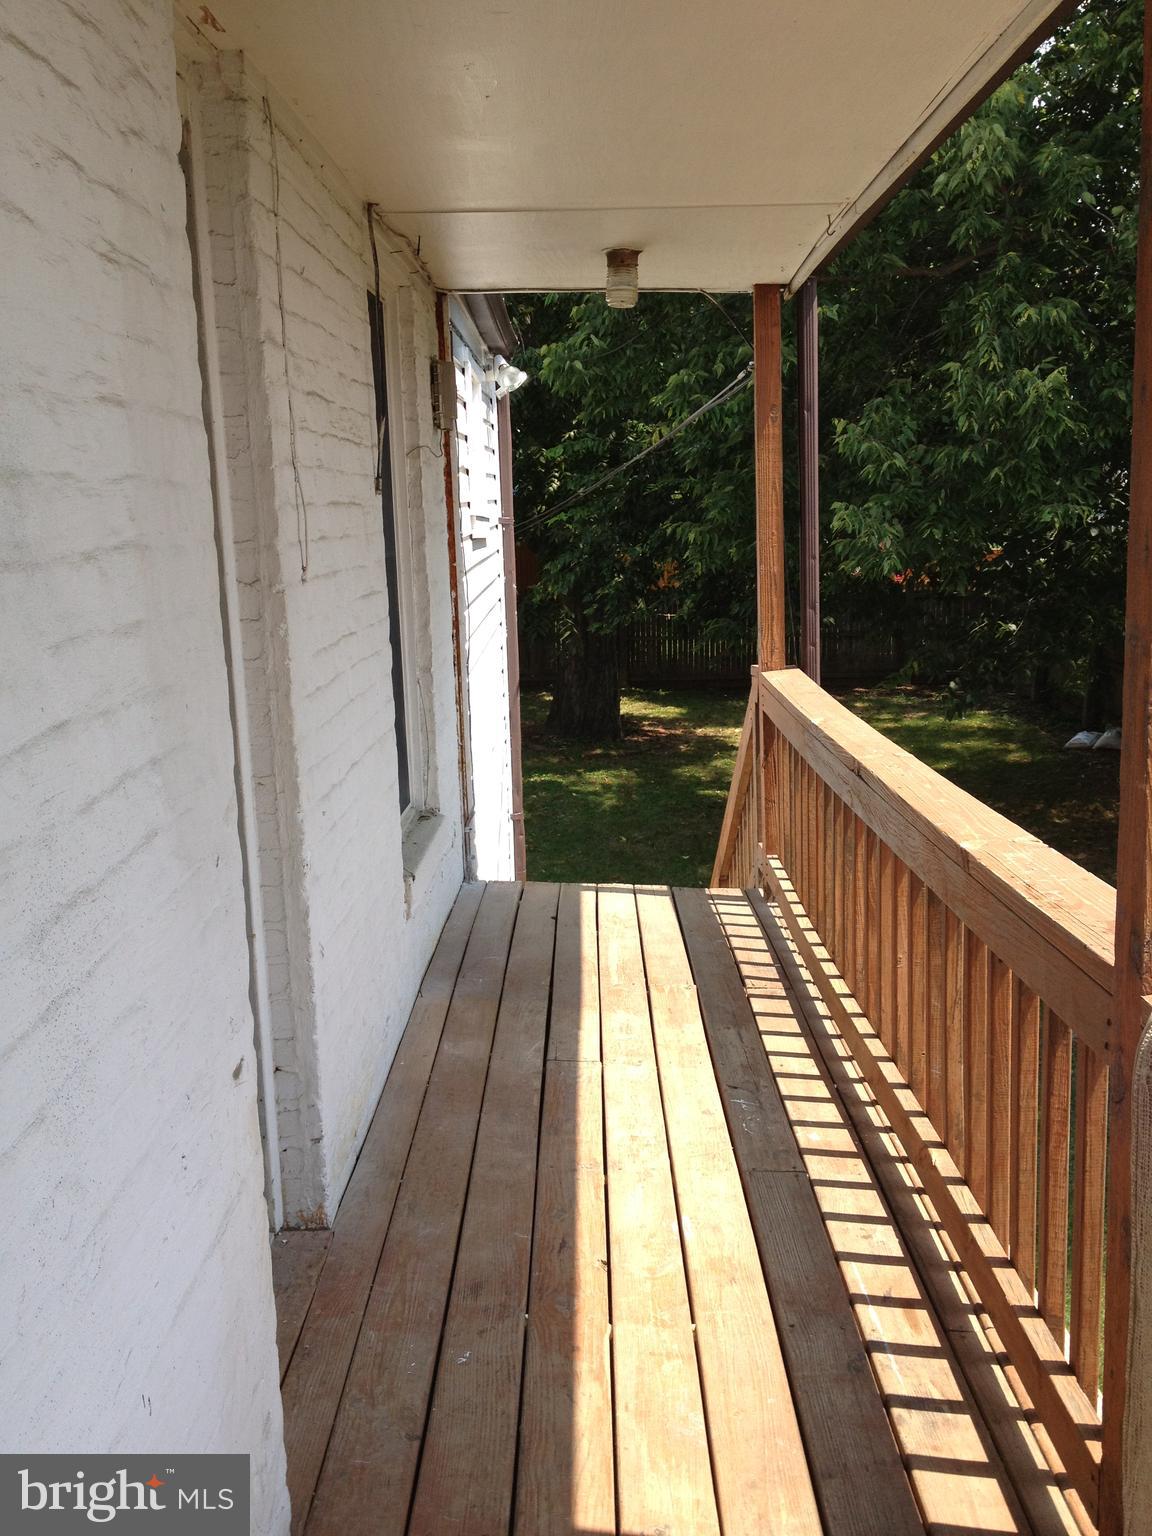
[676,887,925,1536]
[714,890,1029,1536]
[515,1057,615,1534]
[272,879,1086,1536]
[636,885,822,1536]
[279,882,486,1534]
[548,882,600,1062]
[407,883,560,1536]
[272,1231,332,1382]
[304,882,522,1536]
[598,886,720,1536]
[515,885,614,1536]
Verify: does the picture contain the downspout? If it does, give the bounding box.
[497,394,527,879]
[436,294,474,878]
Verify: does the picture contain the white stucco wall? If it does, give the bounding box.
[190,49,465,1223]
[0,3,288,1530]
[451,308,518,880]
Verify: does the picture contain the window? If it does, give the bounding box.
[367,292,413,815]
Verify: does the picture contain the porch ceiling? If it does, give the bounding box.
[186,0,1071,293]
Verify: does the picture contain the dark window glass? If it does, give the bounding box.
[367,294,411,813]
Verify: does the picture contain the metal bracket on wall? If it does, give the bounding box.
[430,357,455,433]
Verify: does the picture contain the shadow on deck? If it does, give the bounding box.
[271,881,1084,1536]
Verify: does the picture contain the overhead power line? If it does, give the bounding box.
[514,363,754,536]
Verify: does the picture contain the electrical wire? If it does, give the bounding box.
[696,289,753,348]
[513,363,754,536]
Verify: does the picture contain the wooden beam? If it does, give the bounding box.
[1101,4,1152,1525]
[753,284,786,670]
[797,279,821,682]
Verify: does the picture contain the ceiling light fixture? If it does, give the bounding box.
[605,247,641,308]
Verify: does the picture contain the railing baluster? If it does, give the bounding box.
[925,891,947,1131]
[836,797,849,978]
[909,874,928,1106]
[1039,1012,1073,1342]
[780,740,792,877]
[945,910,966,1172]
[828,793,841,966]
[1071,1040,1108,1401]
[894,857,911,1079]
[866,825,881,1030]
[965,933,991,1213]
[851,814,866,1003]
[797,748,805,891]
[988,955,1014,1248]
[811,768,823,921]
[789,742,799,883]
[804,759,815,914]
[878,841,896,1050]
[1012,981,1040,1295]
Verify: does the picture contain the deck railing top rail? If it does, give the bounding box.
[760,666,1115,1052]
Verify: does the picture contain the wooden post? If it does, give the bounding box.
[754,284,787,671]
[1101,5,1152,1530]
[753,284,786,868]
[797,280,821,683]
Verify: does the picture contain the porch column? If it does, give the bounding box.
[1103,2,1152,1529]
[753,284,786,871]
[753,284,787,671]
[797,279,821,683]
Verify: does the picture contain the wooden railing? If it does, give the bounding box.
[717,666,1118,1521]
[710,678,760,889]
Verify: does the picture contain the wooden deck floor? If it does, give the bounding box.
[272,882,1083,1536]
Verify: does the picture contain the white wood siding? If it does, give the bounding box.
[451,309,516,880]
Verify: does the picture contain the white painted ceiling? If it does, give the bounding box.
[187,0,1070,293]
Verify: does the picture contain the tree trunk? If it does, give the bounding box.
[1082,637,1123,729]
[548,614,622,740]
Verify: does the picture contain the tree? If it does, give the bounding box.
[510,292,759,738]
[821,0,1141,717]
[509,0,1143,737]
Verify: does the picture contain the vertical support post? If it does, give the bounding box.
[1101,6,1152,1530]
[797,279,821,684]
[497,394,527,880]
[753,284,786,866]
[753,283,787,671]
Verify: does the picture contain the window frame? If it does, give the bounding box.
[367,285,425,828]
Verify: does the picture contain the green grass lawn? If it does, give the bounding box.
[841,685,1120,884]
[521,687,746,885]
[521,682,1120,887]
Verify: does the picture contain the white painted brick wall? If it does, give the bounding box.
[192,53,465,1222]
[0,3,288,1530]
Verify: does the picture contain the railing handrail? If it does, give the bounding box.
[744,664,1116,1521]
[760,666,1114,1052]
